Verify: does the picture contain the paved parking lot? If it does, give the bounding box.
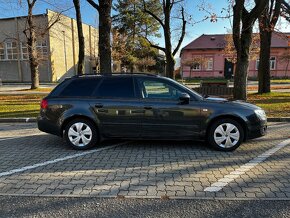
[0,122,290,199]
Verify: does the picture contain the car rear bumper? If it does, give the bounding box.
[37,116,62,137]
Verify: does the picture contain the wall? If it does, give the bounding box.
[48,10,98,82]
[0,15,50,82]
[181,48,290,78]
[180,49,225,78]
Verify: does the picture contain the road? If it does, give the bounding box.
[0,122,290,217]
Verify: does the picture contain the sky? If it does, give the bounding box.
[0,0,289,57]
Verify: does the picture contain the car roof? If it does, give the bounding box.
[71,73,160,79]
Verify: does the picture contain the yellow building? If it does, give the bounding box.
[0,9,98,82]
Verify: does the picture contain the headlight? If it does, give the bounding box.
[255,109,267,121]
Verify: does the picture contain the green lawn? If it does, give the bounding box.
[178,78,229,84]
[0,92,289,118]
[247,92,290,117]
[0,94,45,118]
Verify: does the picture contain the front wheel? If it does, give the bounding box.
[64,118,98,150]
[208,118,244,151]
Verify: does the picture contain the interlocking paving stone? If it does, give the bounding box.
[0,123,290,199]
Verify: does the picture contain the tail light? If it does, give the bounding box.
[40,99,48,109]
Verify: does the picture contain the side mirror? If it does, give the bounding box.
[179,93,190,104]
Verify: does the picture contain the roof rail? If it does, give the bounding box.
[72,72,159,78]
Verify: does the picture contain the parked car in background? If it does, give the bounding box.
[37,73,267,151]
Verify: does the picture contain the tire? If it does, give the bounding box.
[64,118,98,150]
[208,118,244,151]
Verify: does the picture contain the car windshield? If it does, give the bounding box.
[165,77,203,100]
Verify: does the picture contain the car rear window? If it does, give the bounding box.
[96,77,135,98]
[58,78,101,97]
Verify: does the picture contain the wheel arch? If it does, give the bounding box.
[60,115,100,138]
[206,115,248,141]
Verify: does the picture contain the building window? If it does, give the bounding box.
[192,62,201,70]
[36,40,48,59]
[256,59,259,70]
[270,57,276,70]
[207,58,213,70]
[6,41,18,60]
[0,43,4,60]
[21,42,28,60]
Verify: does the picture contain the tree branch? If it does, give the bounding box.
[249,0,268,24]
[87,0,99,12]
[143,0,165,28]
[142,36,166,52]
[173,7,186,56]
[271,0,282,26]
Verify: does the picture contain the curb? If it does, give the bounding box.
[268,117,290,122]
[0,117,289,123]
[0,118,36,123]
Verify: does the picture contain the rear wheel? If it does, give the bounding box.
[64,118,98,150]
[208,118,244,151]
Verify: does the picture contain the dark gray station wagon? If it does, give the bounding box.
[38,74,267,151]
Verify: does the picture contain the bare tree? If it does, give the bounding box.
[19,0,61,89]
[87,0,112,74]
[232,0,268,100]
[24,0,39,89]
[258,0,282,94]
[143,0,186,79]
[73,0,85,75]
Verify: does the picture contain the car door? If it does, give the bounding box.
[135,77,202,139]
[89,76,143,138]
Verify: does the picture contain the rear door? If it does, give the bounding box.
[90,76,143,138]
[135,77,201,139]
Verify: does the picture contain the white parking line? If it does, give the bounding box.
[0,133,45,142]
[204,138,290,192]
[0,142,128,178]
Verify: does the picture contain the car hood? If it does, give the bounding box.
[204,96,261,110]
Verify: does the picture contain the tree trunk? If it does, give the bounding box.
[27,3,39,89]
[164,1,174,79]
[73,0,85,75]
[286,60,290,77]
[166,53,175,78]
[258,30,272,93]
[233,24,253,100]
[99,0,112,74]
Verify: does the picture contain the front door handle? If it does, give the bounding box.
[95,104,103,108]
[144,106,153,110]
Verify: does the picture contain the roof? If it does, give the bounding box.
[0,13,46,21]
[182,32,290,51]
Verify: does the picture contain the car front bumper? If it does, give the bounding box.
[247,119,267,140]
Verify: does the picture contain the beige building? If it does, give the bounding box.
[0,10,98,82]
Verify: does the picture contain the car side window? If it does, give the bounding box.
[138,79,183,100]
[96,77,135,98]
[58,78,101,97]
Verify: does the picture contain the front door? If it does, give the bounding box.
[224,59,234,79]
[135,77,201,139]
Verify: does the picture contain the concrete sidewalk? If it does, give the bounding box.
[0,84,56,95]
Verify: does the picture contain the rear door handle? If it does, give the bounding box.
[131,110,145,114]
[144,106,153,110]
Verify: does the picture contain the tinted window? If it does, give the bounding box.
[137,78,183,100]
[49,79,71,97]
[96,77,135,98]
[59,78,100,97]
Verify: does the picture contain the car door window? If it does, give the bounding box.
[139,79,183,100]
[96,77,135,98]
[58,78,101,97]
